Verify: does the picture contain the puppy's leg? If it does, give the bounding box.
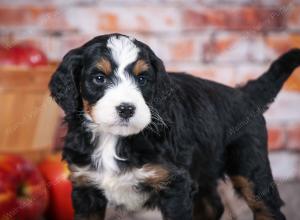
[226,135,285,220]
[72,186,107,220]
[159,170,194,220]
[193,188,224,220]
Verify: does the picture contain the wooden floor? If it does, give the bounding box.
[105,180,300,220]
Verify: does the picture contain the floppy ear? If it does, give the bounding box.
[148,49,173,106]
[49,48,83,114]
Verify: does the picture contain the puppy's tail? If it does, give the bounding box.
[240,49,300,110]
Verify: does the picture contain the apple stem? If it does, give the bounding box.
[16,183,27,198]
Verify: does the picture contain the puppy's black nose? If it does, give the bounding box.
[116,103,136,119]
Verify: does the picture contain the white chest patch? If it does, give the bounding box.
[99,167,152,210]
[73,132,154,211]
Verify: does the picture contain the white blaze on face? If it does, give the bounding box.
[91,35,151,136]
[107,35,139,80]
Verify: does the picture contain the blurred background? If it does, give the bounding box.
[0,0,299,220]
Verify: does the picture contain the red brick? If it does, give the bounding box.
[286,124,300,151]
[39,10,72,32]
[0,0,97,6]
[170,39,195,60]
[0,7,53,26]
[203,34,239,63]
[205,32,300,65]
[203,33,268,63]
[202,0,292,6]
[201,0,255,5]
[263,34,300,92]
[60,34,95,58]
[98,13,119,31]
[100,0,191,4]
[0,6,54,26]
[265,92,300,123]
[12,33,99,60]
[284,67,300,92]
[255,0,294,6]
[157,35,208,62]
[267,126,286,151]
[233,65,267,86]
[65,6,181,34]
[165,63,235,86]
[183,7,286,31]
[287,6,300,31]
[264,33,300,57]
[3,33,63,60]
[0,6,72,32]
[269,152,299,180]
[234,65,300,93]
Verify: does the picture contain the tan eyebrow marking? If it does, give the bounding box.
[133,59,149,76]
[96,57,112,75]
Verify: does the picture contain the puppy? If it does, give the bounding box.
[49,33,300,220]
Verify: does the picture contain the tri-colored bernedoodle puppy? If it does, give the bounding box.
[49,33,300,220]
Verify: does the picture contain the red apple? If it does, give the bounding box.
[38,153,74,220]
[0,155,49,220]
[0,45,13,66]
[8,43,48,67]
[0,42,48,67]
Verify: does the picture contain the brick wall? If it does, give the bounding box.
[0,0,299,180]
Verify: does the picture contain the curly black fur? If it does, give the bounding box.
[49,33,300,220]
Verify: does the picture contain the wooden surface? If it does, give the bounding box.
[0,65,61,162]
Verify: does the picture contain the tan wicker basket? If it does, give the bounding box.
[0,64,61,163]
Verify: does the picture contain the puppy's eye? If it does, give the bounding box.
[137,76,147,86]
[93,75,106,85]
